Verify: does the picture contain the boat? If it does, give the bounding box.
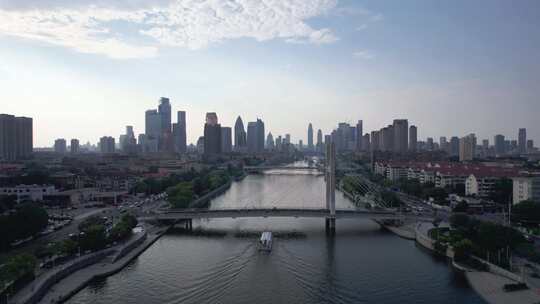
[258,232,273,252]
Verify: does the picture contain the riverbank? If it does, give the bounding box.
[12,225,167,304]
[382,222,416,240]
[466,272,539,304]
[411,221,540,304]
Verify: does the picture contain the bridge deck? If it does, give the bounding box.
[146,208,398,221]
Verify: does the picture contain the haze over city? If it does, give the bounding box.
[1,0,539,147]
[3,2,540,304]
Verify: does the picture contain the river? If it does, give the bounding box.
[66,164,485,304]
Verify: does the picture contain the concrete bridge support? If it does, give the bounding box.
[182,219,193,231]
[325,141,336,235]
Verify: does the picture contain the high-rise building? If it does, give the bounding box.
[316,129,323,153]
[99,136,115,153]
[158,97,171,135]
[356,120,363,151]
[204,112,221,155]
[276,136,282,151]
[409,125,417,152]
[196,137,205,154]
[173,111,187,153]
[380,125,394,152]
[494,134,506,155]
[363,133,371,152]
[450,136,460,156]
[0,114,33,160]
[145,110,161,139]
[307,123,314,151]
[527,140,534,152]
[221,127,232,153]
[285,134,291,145]
[120,126,137,153]
[299,140,304,151]
[371,131,380,151]
[393,119,408,153]
[70,139,80,154]
[459,134,476,162]
[54,138,67,154]
[518,128,527,154]
[426,137,434,151]
[247,119,265,153]
[234,116,247,151]
[266,133,275,150]
[439,137,448,152]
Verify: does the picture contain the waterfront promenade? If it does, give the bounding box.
[11,225,166,304]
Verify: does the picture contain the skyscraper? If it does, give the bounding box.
[363,133,371,152]
[234,116,247,151]
[426,137,434,151]
[494,134,505,155]
[450,136,460,156]
[371,130,380,151]
[519,128,527,154]
[527,140,534,152]
[158,97,172,152]
[307,123,314,151]
[356,120,363,151]
[439,136,448,152]
[459,134,476,162]
[204,112,221,155]
[221,127,232,153]
[0,114,33,161]
[100,136,116,153]
[173,111,187,153]
[380,125,394,152]
[158,97,171,135]
[393,119,408,153]
[266,133,275,150]
[247,119,265,153]
[145,110,161,139]
[317,129,323,153]
[54,139,67,154]
[409,125,417,152]
[70,139,80,154]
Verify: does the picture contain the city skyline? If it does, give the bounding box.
[1,0,540,146]
[8,102,539,149]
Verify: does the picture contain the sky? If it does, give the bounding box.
[0,0,539,147]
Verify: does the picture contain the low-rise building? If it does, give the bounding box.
[0,184,57,201]
[465,167,519,198]
[513,173,540,204]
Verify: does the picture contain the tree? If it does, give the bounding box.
[489,178,513,204]
[512,200,540,224]
[168,182,195,209]
[4,253,37,280]
[0,202,48,251]
[380,190,402,208]
[453,239,473,262]
[80,225,107,251]
[453,201,468,213]
[450,214,471,229]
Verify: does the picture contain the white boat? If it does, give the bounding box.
[258,232,273,252]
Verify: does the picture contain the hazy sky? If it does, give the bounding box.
[1,0,539,147]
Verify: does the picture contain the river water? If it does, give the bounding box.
[67,165,485,304]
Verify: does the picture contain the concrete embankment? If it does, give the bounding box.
[383,223,416,240]
[13,226,168,304]
[413,222,540,304]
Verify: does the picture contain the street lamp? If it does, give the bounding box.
[78,232,85,257]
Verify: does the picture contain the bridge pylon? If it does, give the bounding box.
[325,141,336,235]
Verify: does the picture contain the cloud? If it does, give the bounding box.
[330,5,382,33]
[0,0,339,59]
[353,50,374,60]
